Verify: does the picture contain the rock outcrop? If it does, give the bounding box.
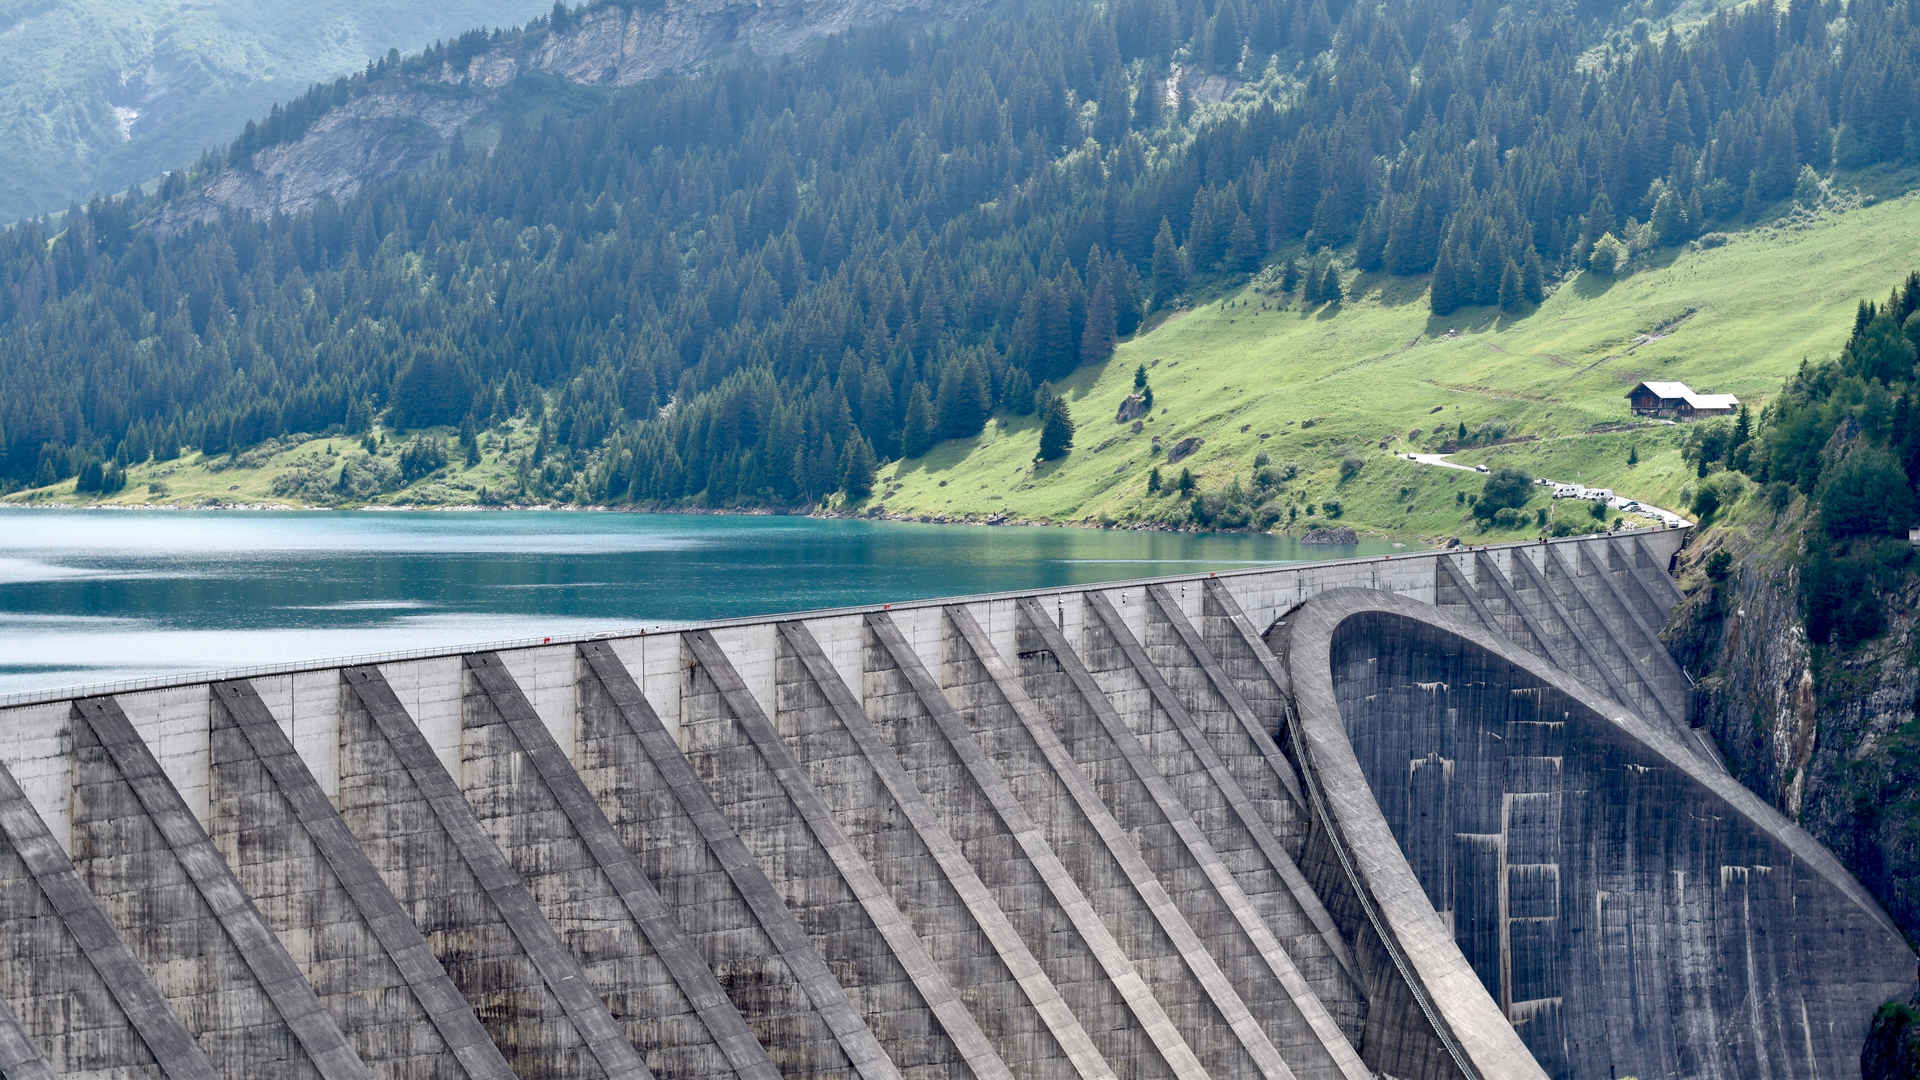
[158,0,985,226]
[1668,519,1920,949]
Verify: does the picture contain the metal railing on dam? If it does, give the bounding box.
[0,526,1909,1080]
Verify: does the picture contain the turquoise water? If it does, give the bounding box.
[0,510,1404,695]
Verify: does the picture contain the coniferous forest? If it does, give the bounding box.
[2,0,1919,506]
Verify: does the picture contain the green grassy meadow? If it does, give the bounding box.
[16,188,1920,542]
[872,189,1920,541]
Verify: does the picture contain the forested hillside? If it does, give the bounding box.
[3,0,1919,512]
[0,0,552,222]
[1663,270,1920,956]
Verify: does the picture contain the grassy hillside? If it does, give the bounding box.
[0,0,551,221]
[3,421,541,509]
[866,187,1920,542]
[15,184,1920,544]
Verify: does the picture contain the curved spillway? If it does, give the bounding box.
[1270,588,1917,1080]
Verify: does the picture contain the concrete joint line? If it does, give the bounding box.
[1503,551,1634,717]
[1576,542,1668,650]
[1435,555,1506,639]
[1632,537,1688,607]
[0,995,53,1080]
[340,668,654,1080]
[0,753,212,1080]
[1095,597,1372,1063]
[1137,585,1367,996]
[1007,598,1299,1080]
[462,654,782,1080]
[681,630,1015,1080]
[209,679,518,1080]
[573,643,903,1080]
[71,697,373,1080]
[775,621,1117,1080]
[871,610,1209,1080]
[1541,546,1687,735]
[1469,551,1567,669]
[1195,579,1316,797]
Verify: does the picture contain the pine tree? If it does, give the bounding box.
[935,359,990,440]
[1226,211,1261,273]
[1082,278,1118,367]
[1133,363,1148,391]
[1521,249,1546,305]
[902,384,936,457]
[1150,218,1186,308]
[1147,466,1162,494]
[1036,392,1075,461]
[839,433,877,500]
[1497,259,1524,314]
[1319,264,1342,305]
[1176,467,1195,494]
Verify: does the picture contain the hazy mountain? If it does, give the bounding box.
[0,0,555,222]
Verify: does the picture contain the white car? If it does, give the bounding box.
[1474,464,1489,473]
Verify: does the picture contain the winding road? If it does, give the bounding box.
[1399,451,1693,527]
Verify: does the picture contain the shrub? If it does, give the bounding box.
[1588,232,1629,276]
[1491,506,1529,528]
[1339,455,1365,482]
[1705,550,1734,582]
[1321,500,1343,518]
[1473,467,1533,520]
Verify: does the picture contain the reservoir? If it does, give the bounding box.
[0,509,1401,697]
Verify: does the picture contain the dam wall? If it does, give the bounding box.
[0,526,1905,1079]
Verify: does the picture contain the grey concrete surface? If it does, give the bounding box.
[0,528,1904,1080]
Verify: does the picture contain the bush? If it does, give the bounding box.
[1321,500,1343,518]
[1473,467,1533,520]
[1338,455,1365,482]
[1587,232,1629,276]
[1690,471,1743,522]
[1491,506,1529,529]
[1705,550,1733,582]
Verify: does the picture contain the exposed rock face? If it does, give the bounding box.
[159,0,984,226]
[1669,524,1920,948]
[1114,395,1147,423]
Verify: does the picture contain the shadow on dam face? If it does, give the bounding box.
[0,530,1907,1080]
[1272,588,1918,1080]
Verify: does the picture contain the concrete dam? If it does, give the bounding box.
[0,527,1909,1080]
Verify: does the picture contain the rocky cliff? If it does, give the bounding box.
[157,0,986,228]
[1667,513,1920,953]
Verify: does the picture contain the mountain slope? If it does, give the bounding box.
[155,0,991,226]
[3,0,1919,530]
[0,0,557,222]
[868,186,1920,539]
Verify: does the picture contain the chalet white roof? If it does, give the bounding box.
[1629,381,1738,411]
[1637,381,1695,400]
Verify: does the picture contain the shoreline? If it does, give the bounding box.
[0,498,1415,546]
